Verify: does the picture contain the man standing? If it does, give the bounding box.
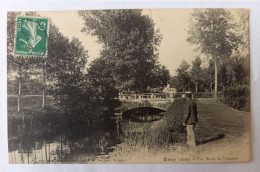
[182,93,198,147]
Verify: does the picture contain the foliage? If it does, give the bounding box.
[219,56,250,89]
[150,65,170,89]
[190,57,205,92]
[87,57,121,119]
[8,78,50,95]
[187,9,240,98]
[7,12,107,129]
[187,9,238,60]
[235,10,250,59]
[176,60,191,92]
[45,24,104,128]
[169,76,182,92]
[223,86,250,111]
[203,59,215,92]
[121,99,186,151]
[78,9,168,92]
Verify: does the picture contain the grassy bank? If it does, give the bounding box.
[8,95,59,115]
[8,95,65,140]
[92,99,250,163]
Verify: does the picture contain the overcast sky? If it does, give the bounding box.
[38,9,208,76]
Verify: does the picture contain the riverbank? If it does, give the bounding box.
[8,96,65,140]
[91,99,250,163]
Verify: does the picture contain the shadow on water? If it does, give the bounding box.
[122,107,166,123]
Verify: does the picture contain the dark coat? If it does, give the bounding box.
[183,99,198,125]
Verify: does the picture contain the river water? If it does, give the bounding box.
[8,108,165,164]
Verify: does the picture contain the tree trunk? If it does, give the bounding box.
[214,58,218,99]
[18,67,21,112]
[42,61,46,109]
[42,90,45,109]
[195,83,198,92]
[18,81,21,112]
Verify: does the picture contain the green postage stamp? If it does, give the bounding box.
[14,16,48,56]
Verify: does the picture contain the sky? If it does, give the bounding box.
[38,9,205,76]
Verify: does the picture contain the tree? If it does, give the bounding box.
[176,61,191,92]
[78,9,163,92]
[187,9,239,99]
[235,10,250,86]
[48,34,89,112]
[204,59,215,92]
[219,56,249,90]
[236,10,250,59]
[190,57,204,92]
[87,57,120,121]
[149,64,170,89]
[169,76,182,92]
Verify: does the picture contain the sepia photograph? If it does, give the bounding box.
[7,9,251,164]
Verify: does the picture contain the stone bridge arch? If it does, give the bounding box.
[118,99,172,113]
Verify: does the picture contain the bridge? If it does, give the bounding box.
[117,92,223,113]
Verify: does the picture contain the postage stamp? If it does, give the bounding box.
[14,16,48,56]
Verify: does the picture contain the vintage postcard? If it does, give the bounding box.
[7,9,250,164]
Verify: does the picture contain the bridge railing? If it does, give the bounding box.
[119,93,167,100]
[193,92,223,98]
[119,92,223,100]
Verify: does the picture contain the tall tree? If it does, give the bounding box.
[87,57,120,120]
[150,64,170,89]
[169,76,182,92]
[176,60,190,92]
[78,9,163,92]
[236,10,250,59]
[235,10,250,86]
[204,59,215,92]
[190,57,204,92]
[187,9,239,99]
[48,33,89,113]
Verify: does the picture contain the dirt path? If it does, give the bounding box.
[129,99,251,163]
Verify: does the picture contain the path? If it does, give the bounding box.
[133,99,251,163]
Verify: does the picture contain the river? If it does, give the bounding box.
[8,107,165,164]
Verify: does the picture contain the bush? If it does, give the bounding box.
[223,86,250,111]
[124,99,186,149]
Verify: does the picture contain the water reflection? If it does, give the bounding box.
[9,139,70,164]
[122,107,165,122]
[8,107,165,164]
[9,131,121,164]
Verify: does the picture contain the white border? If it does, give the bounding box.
[1,1,260,172]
